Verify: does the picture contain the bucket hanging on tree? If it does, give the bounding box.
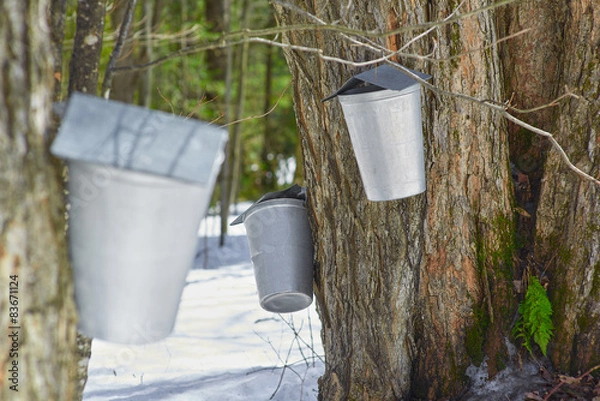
[324,64,431,201]
[51,93,227,344]
[231,185,314,313]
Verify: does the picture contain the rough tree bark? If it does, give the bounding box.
[0,1,81,399]
[534,0,600,375]
[412,1,515,397]
[68,0,108,95]
[501,0,600,376]
[50,0,68,101]
[500,0,564,261]
[275,0,514,399]
[67,0,111,395]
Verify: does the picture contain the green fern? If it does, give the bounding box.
[512,276,554,356]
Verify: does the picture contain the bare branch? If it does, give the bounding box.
[381,60,600,187]
[112,0,519,73]
[272,0,519,38]
[501,111,600,186]
[505,86,580,114]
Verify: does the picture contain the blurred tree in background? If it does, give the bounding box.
[58,0,300,205]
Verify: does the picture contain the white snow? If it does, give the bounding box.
[81,205,546,401]
[83,207,324,401]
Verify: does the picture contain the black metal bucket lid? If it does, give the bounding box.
[323,64,431,102]
[230,184,307,226]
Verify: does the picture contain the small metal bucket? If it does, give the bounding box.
[242,198,314,313]
[67,161,211,344]
[337,85,426,201]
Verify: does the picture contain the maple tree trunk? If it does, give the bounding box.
[532,0,600,374]
[277,0,600,394]
[0,1,82,399]
[275,0,514,399]
[502,0,600,376]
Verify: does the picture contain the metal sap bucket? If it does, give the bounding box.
[325,64,431,201]
[232,186,314,313]
[51,93,227,344]
[67,161,212,344]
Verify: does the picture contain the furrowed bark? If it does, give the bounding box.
[0,1,81,399]
[535,0,600,375]
[275,0,514,399]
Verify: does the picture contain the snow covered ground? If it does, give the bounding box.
[83,207,324,401]
[81,205,548,401]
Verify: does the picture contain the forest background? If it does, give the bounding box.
[58,0,301,209]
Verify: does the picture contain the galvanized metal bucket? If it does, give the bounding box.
[67,161,212,344]
[337,85,426,201]
[239,197,314,313]
[324,64,431,201]
[51,93,227,344]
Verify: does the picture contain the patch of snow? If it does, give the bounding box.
[466,359,489,390]
[83,211,324,401]
[82,209,549,401]
[464,339,548,401]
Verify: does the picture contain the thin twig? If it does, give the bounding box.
[220,81,292,127]
[379,60,600,187]
[185,94,218,119]
[279,314,325,364]
[505,87,580,114]
[112,0,519,73]
[155,86,175,115]
[253,330,302,379]
[501,111,600,186]
[542,364,600,401]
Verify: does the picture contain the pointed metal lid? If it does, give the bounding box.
[323,64,431,102]
[230,184,307,226]
[50,92,228,185]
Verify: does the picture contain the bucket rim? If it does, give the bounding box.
[243,197,306,221]
[337,86,421,104]
[260,291,313,313]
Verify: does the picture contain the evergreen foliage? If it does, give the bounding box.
[513,276,554,356]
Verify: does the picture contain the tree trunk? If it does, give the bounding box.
[229,0,251,209]
[219,0,234,246]
[106,0,139,102]
[50,0,68,101]
[68,0,108,95]
[534,0,600,375]
[501,0,600,377]
[0,1,81,399]
[205,0,227,82]
[260,43,278,191]
[275,0,514,399]
[500,0,564,267]
[138,0,155,108]
[67,0,112,394]
[412,1,515,397]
